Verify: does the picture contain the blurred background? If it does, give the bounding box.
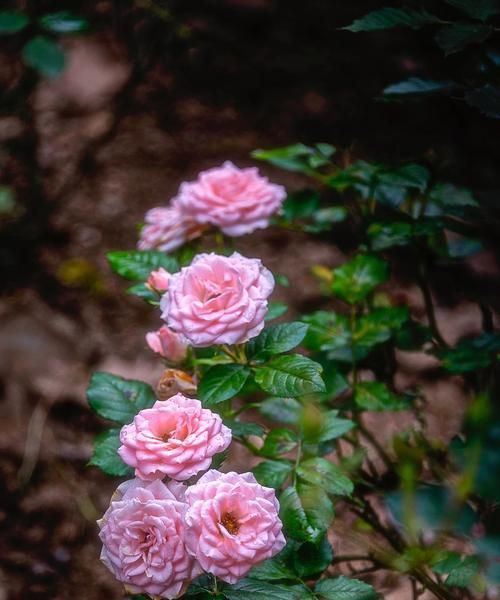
[1,1,499,598]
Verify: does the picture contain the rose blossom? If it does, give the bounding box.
[184,470,286,583]
[98,478,200,599]
[160,252,274,347]
[146,326,188,363]
[118,394,231,481]
[147,267,170,292]
[138,205,206,253]
[174,161,286,236]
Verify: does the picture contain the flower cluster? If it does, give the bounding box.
[138,162,286,251]
[99,394,286,599]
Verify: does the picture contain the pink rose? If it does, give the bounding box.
[185,470,286,584]
[98,478,200,599]
[174,161,286,236]
[146,326,188,363]
[138,205,206,253]
[160,252,274,347]
[118,394,232,481]
[147,267,170,292]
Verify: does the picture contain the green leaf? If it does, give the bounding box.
[198,364,251,405]
[367,222,413,250]
[302,311,351,353]
[354,307,409,348]
[127,282,158,303]
[283,190,320,220]
[354,382,408,411]
[266,302,289,321]
[87,372,156,424]
[225,420,265,438]
[280,484,334,544]
[465,85,500,119]
[261,428,298,457]
[253,460,293,488]
[259,397,302,424]
[0,11,29,33]
[223,579,306,600]
[247,322,308,359]
[383,78,456,97]
[344,8,438,32]
[378,164,430,194]
[22,36,65,77]
[319,411,355,442]
[446,0,500,21]
[249,556,295,581]
[252,144,317,173]
[107,250,179,281]
[445,556,481,588]
[254,355,325,397]
[332,255,388,304]
[89,429,132,476]
[289,536,333,578]
[39,11,90,33]
[315,576,377,599]
[431,551,463,575]
[435,23,492,55]
[436,333,500,373]
[429,182,478,208]
[297,457,353,496]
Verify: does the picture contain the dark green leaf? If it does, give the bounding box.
[225,419,265,438]
[223,579,307,600]
[252,144,317,173]
[297,457,353,496]
[431,551,463,575]
[280,485,334,544]
[315,576,377,599]
[445,556,481,588]
[89,429,132,476]
[127,282,158,303]
[198,364,251,405]
[259,397,302,424]
[247,322,308,360]
[87,372,156,424]
[383,78,457,97]
[465,85,500,119]
[436,333,500,373]
[249,556,295,581]
[332,255,388,304]
[253,460,293,488]
[0,11,29,33]
[435,23,492,55]
[354,307,409,348]
[378,164,430,193]
[344,8,438,32]
[283,190,321,220]
[289,536,333,578]
[429,183,478,208]
[39,11,89,33]
[367,222,413,250]
[303,311,351,353]
[319,411,355,442]
[354,382,409,411]
[255,355,325,397]
[22,36,65,77]
[107,250,179,281]
[266,302,288,321]
[261,428,298,457]
[446,0,500,21]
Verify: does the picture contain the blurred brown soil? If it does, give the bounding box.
[1,2,500,599]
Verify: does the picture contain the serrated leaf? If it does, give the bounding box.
[266,302,288,321]
[249,556,295,581]
[198,364,251,405]
[446,0,500,21]
[344,8,438,32]
[354,381,409,411]
[39,11,89,33]
[0,11,29,33]
[319,411,355,442]
[261,428,298,457]
[22,36,65,77]
[259,397,302,424]
[253,460,293,488]
[332,255,388,304]
[89,429,132,476]
[315,576,377,599]
[297,457,353,496]
[280,484,334,544]
[247,322,308,359]
[127,282,158,303]
[87,372,156,424]
[465,85,500,119]
[107,250,179,281]
[223,579,306,600]
[254,355,325,397]
[383,78,456,97]
[435,23,492,55]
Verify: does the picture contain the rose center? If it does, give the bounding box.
[221,511,240,535]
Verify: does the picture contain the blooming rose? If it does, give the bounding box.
[184,470,286,583]
[147,267,170,292]
[98,478,200,599]
[160,252,274,347]
[118,394,231,481]
[174,161,286,236]
[138,205,206,253]
[146,326,188,363]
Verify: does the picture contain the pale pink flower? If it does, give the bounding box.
[138,205,206,253]
[98,478,200,599]
[160,252,274,347]
[174,161,286,236]
[146,326,188,363]
[146,267,170,292]
[185,470,286,584]
[118,394,231,481]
